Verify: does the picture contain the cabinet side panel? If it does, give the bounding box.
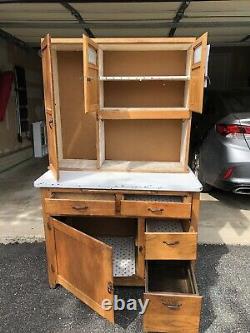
[57,51,96,159]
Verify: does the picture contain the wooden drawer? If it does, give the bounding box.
[45,198,116,216]
[145,219,197,260]
[120,195,191,219]
[144,261,202,333]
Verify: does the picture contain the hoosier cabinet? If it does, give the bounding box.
[35,33,208,332]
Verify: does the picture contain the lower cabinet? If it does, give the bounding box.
[143,261,202,333]
[44,199,201,332]
[49,216,143,323]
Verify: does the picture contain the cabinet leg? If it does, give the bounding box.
[41,190,58,288]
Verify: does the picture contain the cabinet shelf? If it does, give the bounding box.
[100,75,190,81]
[99,108,190,120]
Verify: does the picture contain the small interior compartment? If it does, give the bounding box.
[56,51,96,159]
[56,216,137,277]
[103,51,187,76]
[105,119,182,162]
[103,81,185,108]
[147,261,195,294]
[146,219,184,233]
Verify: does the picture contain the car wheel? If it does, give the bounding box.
[191,151,213,193]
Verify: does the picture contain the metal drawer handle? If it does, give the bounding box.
[148,207,164,213]
[72,205,88,210]
[163,240,180,246]
[162,302,182,310]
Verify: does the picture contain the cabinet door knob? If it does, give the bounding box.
[163,240,180,246]
[72,205,88,210]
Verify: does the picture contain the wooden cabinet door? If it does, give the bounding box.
[189,33,208,114]
[51,218,114,323]
[41,34,59,179]
[83,35,100,113]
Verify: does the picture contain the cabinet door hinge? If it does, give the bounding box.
[107,281,114,294]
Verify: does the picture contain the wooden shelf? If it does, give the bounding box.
[100,76,190,81]
[99,108,190,120]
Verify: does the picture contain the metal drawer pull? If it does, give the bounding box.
[162,302,182,310]
[163,240,180,246]
[148,207,164,213]
[72,205,88,210]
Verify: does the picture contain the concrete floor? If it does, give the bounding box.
[1,242,249,333]
[0,157,250,245]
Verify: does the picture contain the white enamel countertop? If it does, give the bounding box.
[34,169,202,192]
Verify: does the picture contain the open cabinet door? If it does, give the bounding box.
[189,33,208,114]
[83,35,100,113]
[41,34,59,179]
[51,218,114,323]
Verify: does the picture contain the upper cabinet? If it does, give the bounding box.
[189,33,208,113]
[83,35,100,113]
[41,35,208,178]
[82,35,208,118]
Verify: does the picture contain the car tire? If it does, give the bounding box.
[191,151,213,193]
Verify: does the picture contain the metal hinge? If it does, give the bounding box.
[107,281,114,294]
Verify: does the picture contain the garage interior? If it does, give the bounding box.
[0,1,249,333]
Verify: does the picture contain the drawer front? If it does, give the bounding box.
[143,293,202,333]
[145,232,197,260]
[45,198,116,216]
[121,200,191,219]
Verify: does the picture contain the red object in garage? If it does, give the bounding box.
[0,71,14,121]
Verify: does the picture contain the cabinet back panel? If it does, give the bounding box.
[57,51,96,159]
[103,51,187,76]
[104,81,185,107]
[105,119,181,162]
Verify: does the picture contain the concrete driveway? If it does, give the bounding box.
[0,157,249,245]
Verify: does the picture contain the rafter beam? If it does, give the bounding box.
[60,1,94,37]
[169,0,191,37]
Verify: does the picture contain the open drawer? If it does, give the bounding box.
[145,219,197,260]
[144,261,202,333]
[120,194,191,219]
[44,192,116,216]
[49,216,140,323]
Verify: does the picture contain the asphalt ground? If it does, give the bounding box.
[0,243,249,333]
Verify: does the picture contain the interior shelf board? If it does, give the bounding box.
[100,75,190,81]
[99,108,190,120]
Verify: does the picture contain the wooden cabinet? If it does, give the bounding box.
[41,34,208,179]
[38,186,202,332]
[39,32,206,332]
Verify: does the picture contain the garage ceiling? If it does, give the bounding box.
[0,0,250,47]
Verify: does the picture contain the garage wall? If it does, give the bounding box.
[209,46,250,90]
[0,38,44,171]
